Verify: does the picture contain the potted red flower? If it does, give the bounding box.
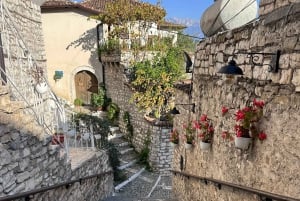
[170,128,179,147]
[222,99,267,150]
[194,114,214,150]
[182,122,195,149]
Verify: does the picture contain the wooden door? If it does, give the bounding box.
[75,71,98,104]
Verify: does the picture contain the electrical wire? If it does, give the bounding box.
[214,0,257,32]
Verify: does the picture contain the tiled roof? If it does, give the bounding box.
[42,0,75,7]
[80,0,112,13]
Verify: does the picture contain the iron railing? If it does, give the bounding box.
[0,0,66,137]
[171,170,300,201]
[0,170,113,201]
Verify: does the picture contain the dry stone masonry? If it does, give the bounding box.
[103,60,174,175]
[0,0,113,200]
[172,1,300,201]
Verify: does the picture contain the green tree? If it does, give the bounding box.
[177,31,198,53]
[130,47,185,118]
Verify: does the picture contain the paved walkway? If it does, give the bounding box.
[101,127,177,201]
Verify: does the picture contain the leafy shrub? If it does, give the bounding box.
[74,98,83,106]
[107,102,120,123]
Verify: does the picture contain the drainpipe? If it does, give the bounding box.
[96,23,105,87]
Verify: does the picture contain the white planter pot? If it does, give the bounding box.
[170,142,178,148]
[235,137,251,150]
[185,143,193,150]
[66,129,76,137]
[82,133,90,141]
[200,141,211,150]
[35,82,48,94]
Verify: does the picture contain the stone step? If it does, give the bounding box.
[108,133,124,141]
[115,167,145,191]
[118,159,137,170]
[119,151,137,162]
[119,147,134,155]
[109,126,120,134]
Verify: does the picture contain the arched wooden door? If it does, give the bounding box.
[74,71,98,104]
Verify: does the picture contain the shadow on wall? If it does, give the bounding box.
[66,27,97,52]
[65,27,102,81]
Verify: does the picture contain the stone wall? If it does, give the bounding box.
[0,121,113,200]
[103,61,174,175]
[173,1,300,201]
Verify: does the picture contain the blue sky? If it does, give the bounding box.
[143,0,214,21]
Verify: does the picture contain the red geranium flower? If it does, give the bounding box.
[235,110,245,121]
[221,106,229,115]
[200,114,207,122]
[253,99,265,108]
[258,132,267,141]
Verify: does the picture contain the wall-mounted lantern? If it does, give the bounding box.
[218,50,281,75]
[171,103,195,115]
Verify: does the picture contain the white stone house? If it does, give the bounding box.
[41,0,185,105]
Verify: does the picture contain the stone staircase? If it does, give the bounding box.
[0,85,45,139]
[102,127,177,201]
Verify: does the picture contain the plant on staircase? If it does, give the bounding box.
[138,131,151,170]
[74,98,83,107]
[107,142,126,182]
[107,102,120,125]
[123,111,134,144]
[91,84,108,110]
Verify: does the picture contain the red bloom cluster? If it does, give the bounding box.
[258,132,267,141]
[194,114,214,143]
[221,106,229,115]
[221,99,268,142]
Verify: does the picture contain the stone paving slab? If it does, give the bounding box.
[69,147,96,170]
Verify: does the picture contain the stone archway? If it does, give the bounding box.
[71,66,101,105]
[74,71,98,104]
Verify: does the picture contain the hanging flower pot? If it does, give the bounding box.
[185,143,193,150]
[199,141,211,150]
[35,82,48,94]
[82,133,90,141]
[170,142,178,148]
[235,136,251,150]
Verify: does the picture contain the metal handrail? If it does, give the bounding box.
[0,170,113,201]
[171,170,300,201]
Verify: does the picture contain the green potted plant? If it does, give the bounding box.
[107,102,120,124]
[74,98,83,107]
[91,84,107,111]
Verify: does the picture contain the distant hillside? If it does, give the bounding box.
[167,17,204,38]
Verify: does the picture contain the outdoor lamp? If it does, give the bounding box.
[170,103,195,115]
[218,50,281,75]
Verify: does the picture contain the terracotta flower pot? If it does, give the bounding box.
[235,136,251,150]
